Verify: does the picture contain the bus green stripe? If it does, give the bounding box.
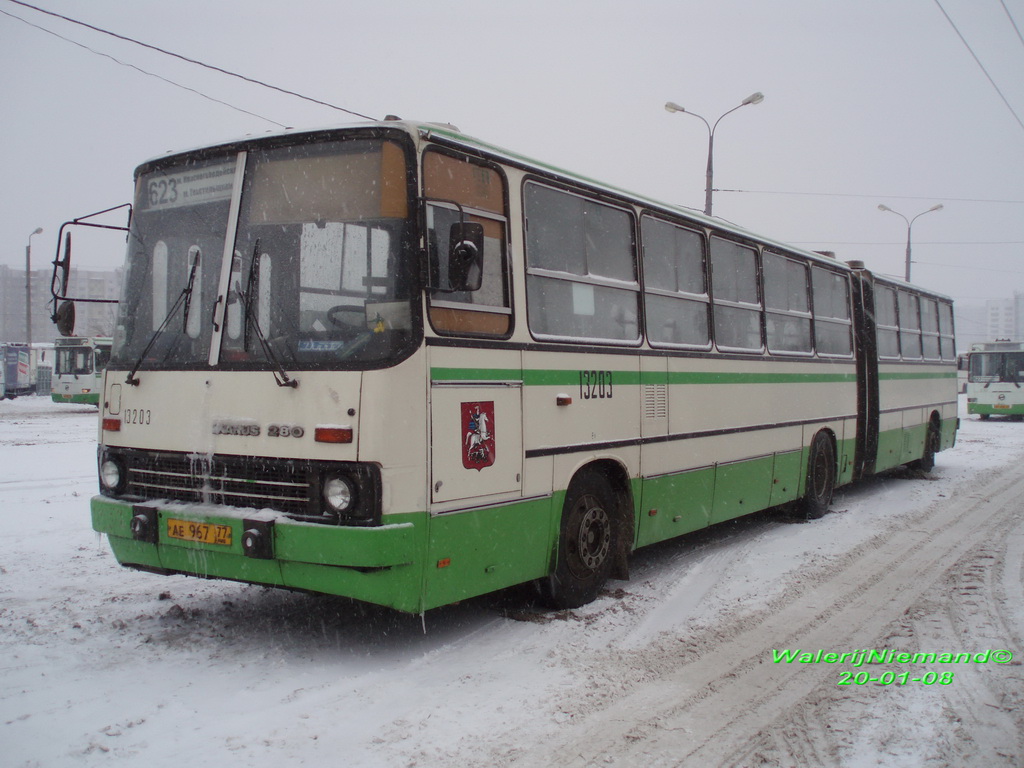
[430,367,858,386]
[664,371,856,385]
[879,371,957,381]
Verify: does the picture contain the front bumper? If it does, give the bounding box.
[92,497,426,612]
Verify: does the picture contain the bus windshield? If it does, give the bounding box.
[110,136,417,371]
[969,351,1024,383]
[56,346,93,376]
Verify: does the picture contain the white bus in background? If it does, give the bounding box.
[53,119,960,614]
[52,336,112,406]
[966,340,1024,419]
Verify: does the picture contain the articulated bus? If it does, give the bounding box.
[966,340,1024,419]
[76,120,958,613]
[52,336,112,406]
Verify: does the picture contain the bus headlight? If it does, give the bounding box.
[100,457,126,494]
[322,475,356,514]
[309,463,380,526]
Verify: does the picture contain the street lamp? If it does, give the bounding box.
[877,204,943,282]
[26,227,43,344]
[665,91,764,216]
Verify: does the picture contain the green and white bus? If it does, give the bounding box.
[966,340,1024,419]
[78,120,958,613]
[52,336,111,406]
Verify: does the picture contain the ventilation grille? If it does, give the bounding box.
[643,383,668,419]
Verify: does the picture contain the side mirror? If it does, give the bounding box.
[447,222,484,292]
[53,231,72,297]
[54,301,76,337]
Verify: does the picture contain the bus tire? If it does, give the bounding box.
[541,472,617,609]
[914,419,940,473]
[798,432,835,521]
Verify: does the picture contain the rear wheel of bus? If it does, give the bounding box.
[798,431,835,521]
[914,417,941,473]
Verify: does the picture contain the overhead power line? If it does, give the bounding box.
[933,0,1024,133]
[1,7,287,127]
[716,188,1024,204]
[999,0,1024,51]
[790,241,1024,246]
[5,0,375,121]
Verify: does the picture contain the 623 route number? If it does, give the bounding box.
[579,370,613,400]
[148,179,178,207]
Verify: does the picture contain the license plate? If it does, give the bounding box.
[994,404,1010,410]
[167,518,232,546]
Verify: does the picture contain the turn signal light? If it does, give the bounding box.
[315,426,353,444]
[102,418,121,432]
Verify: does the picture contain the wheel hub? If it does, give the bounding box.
[573,497,611,574]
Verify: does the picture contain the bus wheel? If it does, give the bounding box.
[798,432,835,521]
[914,420,940,473]
[541,472,617,609]
[979,413,990,421]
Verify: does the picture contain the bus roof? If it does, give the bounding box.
[138,119,951,301]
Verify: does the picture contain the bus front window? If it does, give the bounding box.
[224,138,417,368]
[968,352,1024,383]
[110,137,418,372]
[111,156,238,369]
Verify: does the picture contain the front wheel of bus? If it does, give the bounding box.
[541,473,617,609]
[799,432,835,521]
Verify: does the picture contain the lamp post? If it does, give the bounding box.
[665,92,764,216]
[877,204,943,282]
[26,227,43,344]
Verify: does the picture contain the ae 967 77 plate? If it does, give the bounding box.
[166,518,232,546]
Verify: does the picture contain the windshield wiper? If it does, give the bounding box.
[126,248,201,386]
[236,240,298,388]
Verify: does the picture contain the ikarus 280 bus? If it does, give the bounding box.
[72,120,959,613]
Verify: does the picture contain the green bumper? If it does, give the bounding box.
[968,402,1024,416]
[52,392,100,405]
[91,497,427,613]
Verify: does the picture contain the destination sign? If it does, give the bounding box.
[144,160,237,211]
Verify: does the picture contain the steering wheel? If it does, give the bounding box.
[326,305,365,329]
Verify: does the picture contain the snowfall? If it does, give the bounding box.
[1,395,1022,768]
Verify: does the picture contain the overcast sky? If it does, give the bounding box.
[3,0,1023,327]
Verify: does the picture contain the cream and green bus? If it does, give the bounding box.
[966,340,1024,419]
[78,120,958,613]
[52,336,111,406]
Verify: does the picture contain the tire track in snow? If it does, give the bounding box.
[507,464,1024,767]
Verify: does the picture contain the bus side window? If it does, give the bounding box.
[920,298,941,360]
[709,237,762,352]
[524,183,639,344]
[898,291,922,360]
[640,216,710,349]
[763,253,811,355]
[939,302,955,361]
[874,286,900,358]
[811,266,853,357]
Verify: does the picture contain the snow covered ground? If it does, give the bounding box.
[2,396,1022,767]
